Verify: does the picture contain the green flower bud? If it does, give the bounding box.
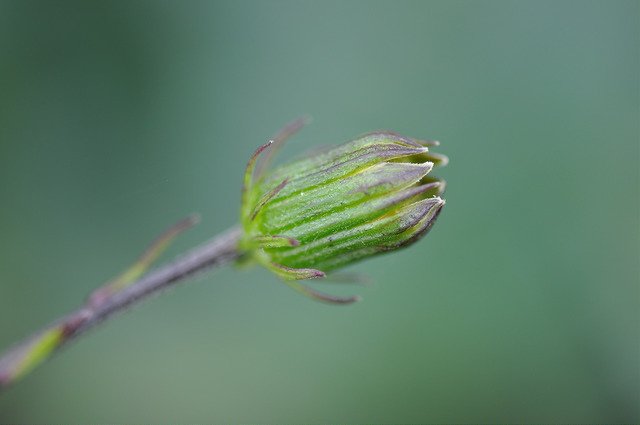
[239,123,447,304]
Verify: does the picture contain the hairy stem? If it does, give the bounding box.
[0,225,242,391]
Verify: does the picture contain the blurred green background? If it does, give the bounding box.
[0,1,637,423]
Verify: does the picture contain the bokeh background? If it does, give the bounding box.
[0,1,638,423]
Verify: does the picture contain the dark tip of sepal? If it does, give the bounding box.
[247,140,274,176]
[282,279,361,305]
[255,116,311,179]
[391,196,445,249]
[266,261,326,280]
[251,140,274,160]
[263,261,360,305]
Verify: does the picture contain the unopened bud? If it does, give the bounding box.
[239,128,447,303]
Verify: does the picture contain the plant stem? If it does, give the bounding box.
[0,225,242,391]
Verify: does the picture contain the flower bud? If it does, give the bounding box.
[239,126,447,303]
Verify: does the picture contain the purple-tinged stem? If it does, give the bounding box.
[0,225,242,392]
